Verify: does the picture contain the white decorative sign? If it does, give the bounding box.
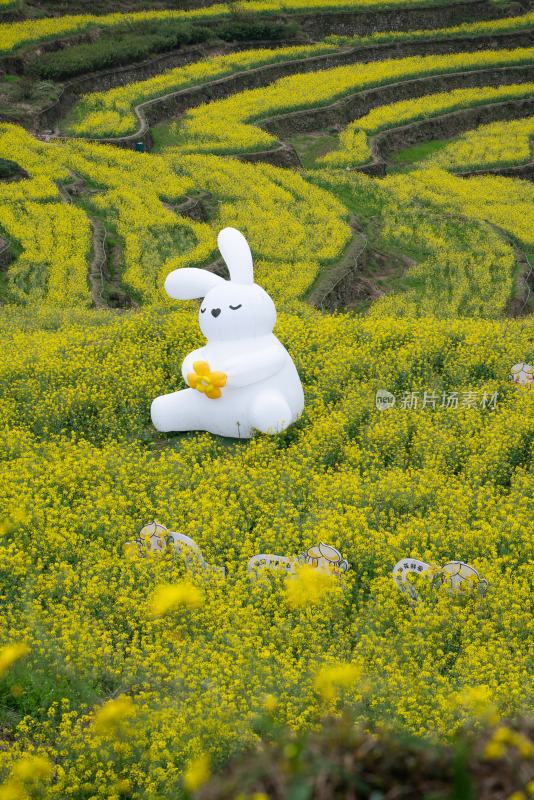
[440,561,488,595]
[247,542,350,577]
[392,558,431,600]
[247,554,297,574]
[509,362,533,389]
[392,557,487,601]
[124,521,225,575]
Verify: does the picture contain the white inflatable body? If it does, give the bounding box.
[151,227,304,438]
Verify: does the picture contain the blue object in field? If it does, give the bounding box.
[135,141,145,153]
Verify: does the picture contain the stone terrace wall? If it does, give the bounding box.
[294,0,508,37]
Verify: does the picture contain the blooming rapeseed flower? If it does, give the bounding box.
[285,564,339,608]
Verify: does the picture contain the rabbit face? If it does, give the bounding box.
[164,227,277,341]
[199,282,276,341]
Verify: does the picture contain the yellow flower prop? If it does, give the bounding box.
[187,361,227,399]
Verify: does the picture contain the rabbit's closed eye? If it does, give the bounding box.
[229,304,242,310]
[200,308,206,314]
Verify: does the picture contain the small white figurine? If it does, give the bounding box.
[151,227,304,438]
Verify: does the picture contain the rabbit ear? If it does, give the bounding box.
[164,268,224,299]
[217,227,253,285]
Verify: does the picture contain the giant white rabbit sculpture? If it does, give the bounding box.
[151,227,304,438]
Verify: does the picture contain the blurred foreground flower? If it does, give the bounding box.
[0,755,53,800]
[0,644,30,678]
[93,695,136,736]
[11,755,53,782]
[456,685,500,726]
[285,564,339,609]
[484,726,534,760]
[184,753,210,792]
[262,694,278,714]
[314,662,362,702]
[149,582,203,617]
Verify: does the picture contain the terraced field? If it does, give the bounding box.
[0,0,532,797]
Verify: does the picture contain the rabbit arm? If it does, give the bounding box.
[223,347,287,387]
[181,350,206,385]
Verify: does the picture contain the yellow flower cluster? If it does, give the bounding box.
[484,725,534,760]
[383,168,534,247]
[320,83,534,167]
[0,644,30,678]
[170,47,534,154]
[426,116,534,171]
[0,124,350,307]
[92,695,136,736]
[314,662,362,701]
[0,755,53,800]
[187,361,228,399]
[285,564,340,608]
[149,581,203,615]
[183,753,210,792]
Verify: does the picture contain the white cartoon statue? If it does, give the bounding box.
[151,227,304,438]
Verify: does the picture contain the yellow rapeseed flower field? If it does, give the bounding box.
[426,116,534,171]
[0,3,532,795]
[0,0,469,55]
[169,48,534,154]
[320,83,534,167]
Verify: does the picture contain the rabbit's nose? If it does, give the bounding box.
[211,308,221,317]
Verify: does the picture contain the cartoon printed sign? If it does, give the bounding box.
[247,542,350,576]
[124,521,225,575]
[393,557,487,601]
[392,558,432,600]
[247,554,297,574]
[509,362,533,389]
[304,542,350,573]
[440,561,488,595]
